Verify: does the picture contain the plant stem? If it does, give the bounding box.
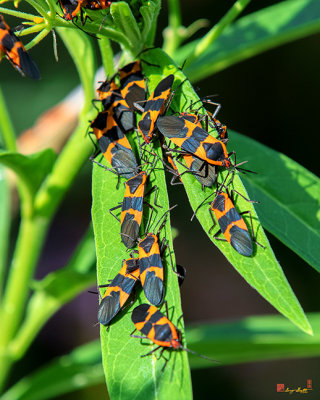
[34,120,93,219]
[98,36,114,78]
[25,28,51,50]
[0,87,17,152]
[0,167,10,303]
[18,23,46,37]
[163,0,182,55]
[0,216,48,391]
[0,7,39,22]
[188,0,252,64]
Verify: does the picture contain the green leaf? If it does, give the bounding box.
[230,131,320,271]
[141,48,312,336]
[92,156,191,398]
[0,166,10,299]
[9,227,96,360]
[92,59,192,398]
[175,0,320,82]
[187,313,320,369]
[110,2,142,52]
[0,149,56,199]
[4,313,320,400]
[0,341,103,400]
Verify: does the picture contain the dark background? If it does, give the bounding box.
[1,0,319,399]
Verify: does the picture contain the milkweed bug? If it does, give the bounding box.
[192,180,265,256]
[118,60,146,112]
[58,0,113,22]
[96,79,120,110]
[161,114,217,187]
[120,171,148,248]
[138,233,164,306]
[97,61,146,113]
[0,14,40,79]
[164,151,217,188]
[136,74,175,143]
[109,171,148,249]
[131,303,217,371]
[209,188,265,256]
[136,206,178,306]
[110,165,161,249]
[157,114,231,168]
[90,110,138,179]
[58,0,84,21]
[98,257,140,326]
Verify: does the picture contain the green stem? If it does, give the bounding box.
[98,36,114,77]
[188,0,252,64]
[25,28,51,50]
[0,216,48,391]
[34,120,93,219]
[0,88,35,217]
[45,0,57,17]
[0,114,93,389]
[0,87,17,152]
[0,7,39,22]
[163,0,182,55]
[168,0,182,28]
[18,23,46,37]
[0,166,10,303]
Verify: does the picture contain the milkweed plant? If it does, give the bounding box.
[0,0,319,399]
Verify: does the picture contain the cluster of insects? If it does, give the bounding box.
[90,59,265,368]
[0,9,264,369]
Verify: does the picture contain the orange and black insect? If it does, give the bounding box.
[110,159,161,248]
[137,74,175,143]
[209,188,265,257]
[157,114,231,168]
[110,171,148,249]
[191,181,264,256]
[136,206,178,306]
[98,257,140,326]
[138,233,164,306]
[90,110,138,179]
[0,14,40,79]
[131,303,217,371]
[96,84,135,133]
[211,117,228,142]
[120,171,148,248]
[96,78,120,110]
[58,0,84,21]
[118,60,146,112]
[58,0,113,22]
[163,115,217,187]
